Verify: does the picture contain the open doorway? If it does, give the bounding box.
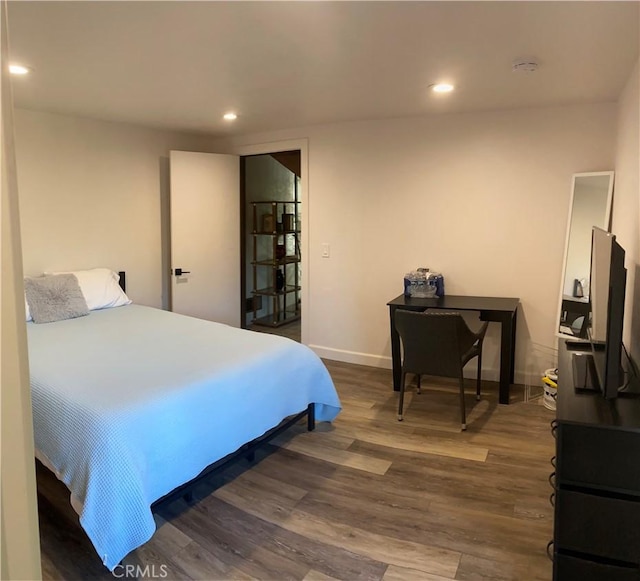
[240,150,301,342]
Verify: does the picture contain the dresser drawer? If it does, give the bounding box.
[555,489,640,563]
[557,423,640,493]
[554,553,640,581]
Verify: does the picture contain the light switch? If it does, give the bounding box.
[321,243,330,258]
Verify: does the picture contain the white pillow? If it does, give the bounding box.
[25,297,32,322]
[45,268,131,311]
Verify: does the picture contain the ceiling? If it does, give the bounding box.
[6,1,639,137]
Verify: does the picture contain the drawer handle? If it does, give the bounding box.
[546,540,554,562]
[549,492,555,507]
[548,471,556,489]
[550,455,556,468]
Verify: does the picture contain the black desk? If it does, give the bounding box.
[387,294,519,404]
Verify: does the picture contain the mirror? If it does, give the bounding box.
[557,171,614,338]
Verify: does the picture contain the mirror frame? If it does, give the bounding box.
[556,171,614,340]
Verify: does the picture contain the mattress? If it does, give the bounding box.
[27,304,341,569]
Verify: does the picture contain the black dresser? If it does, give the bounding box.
[552,340,640,580]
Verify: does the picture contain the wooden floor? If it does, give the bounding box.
[248,318,301,342]
[37,360,554,580]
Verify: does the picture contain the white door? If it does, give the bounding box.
[170,150,240,326]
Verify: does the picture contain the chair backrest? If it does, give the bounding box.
[394,310,472,378]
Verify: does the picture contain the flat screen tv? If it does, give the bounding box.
[587,226,627,398]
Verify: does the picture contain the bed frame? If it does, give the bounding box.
[115,271,316,509]
[117,271,126,292]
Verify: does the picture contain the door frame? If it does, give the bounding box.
[233,139,309,345]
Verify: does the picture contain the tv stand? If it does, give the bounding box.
[551,340,640,580]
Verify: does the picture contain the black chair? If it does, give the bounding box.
[395,310,489,430]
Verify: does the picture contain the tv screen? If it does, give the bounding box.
[587,227,626,398]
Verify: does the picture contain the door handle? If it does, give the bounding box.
[174,268,191,276]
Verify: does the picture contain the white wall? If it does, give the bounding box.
[215,103,617,382]
[14,109,214,309]
[613,59,640,363]
[13,102,621,385]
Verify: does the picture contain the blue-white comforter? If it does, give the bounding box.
[27,305,341,570]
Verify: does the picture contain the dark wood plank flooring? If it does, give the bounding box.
[37,360,554,580]
[247,319,301,343]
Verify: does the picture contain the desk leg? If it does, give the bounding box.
[499,312,516,404]
[510,308,517,384]
[390,305,401,391]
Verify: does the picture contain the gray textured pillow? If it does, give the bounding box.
[24,274,89,324]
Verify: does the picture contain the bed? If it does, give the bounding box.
[25,269,341,570]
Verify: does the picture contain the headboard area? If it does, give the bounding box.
[118,271,126,293]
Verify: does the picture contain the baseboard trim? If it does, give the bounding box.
[309,345,393,369]
[309,346,540,392]
[309,344,524,384]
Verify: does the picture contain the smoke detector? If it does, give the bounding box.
[512,58,539,73]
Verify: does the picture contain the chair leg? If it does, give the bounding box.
[476,352,482,401]
[459,375,467,431]
[416,374,421,394]
[398,373,407,421]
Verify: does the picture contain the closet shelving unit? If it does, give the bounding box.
[250,199,301,327]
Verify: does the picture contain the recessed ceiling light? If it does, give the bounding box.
[223,112,237,121]
[9,64,31,75]
[431,83,454,93]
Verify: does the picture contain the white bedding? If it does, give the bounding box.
[27,304,341,570]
